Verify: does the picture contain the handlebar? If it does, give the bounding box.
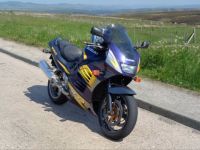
[84,42,104,51]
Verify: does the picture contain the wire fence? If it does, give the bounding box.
[128,26,199,45]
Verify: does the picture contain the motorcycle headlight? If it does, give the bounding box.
[121,64,137,74]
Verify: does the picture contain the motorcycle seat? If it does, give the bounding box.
[58,40,82,62]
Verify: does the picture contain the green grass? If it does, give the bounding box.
[0,12,200,91]
[140,45,200,91]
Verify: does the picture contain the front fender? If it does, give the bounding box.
[108,86,136,95]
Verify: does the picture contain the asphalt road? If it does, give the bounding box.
[0,52,200,149]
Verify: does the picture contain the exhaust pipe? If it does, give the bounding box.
[39,60,69,97]
[39,60,54,79]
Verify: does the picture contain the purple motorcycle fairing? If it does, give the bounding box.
[79,42,140,103]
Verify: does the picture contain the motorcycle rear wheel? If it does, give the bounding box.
[98,95,138,140]
[48,80,68,105]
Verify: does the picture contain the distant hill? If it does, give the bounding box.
[116,10,200,25]
[1,1,200,15]
[0,1,130,14]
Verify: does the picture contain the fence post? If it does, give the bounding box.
[186,28,195,44]
[194,27,196,43]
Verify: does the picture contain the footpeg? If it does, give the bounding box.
[43,48,51,53]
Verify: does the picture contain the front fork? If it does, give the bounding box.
[107,80,113,114]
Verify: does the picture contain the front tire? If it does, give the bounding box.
[48,80,68,105]
[98,95,138,140]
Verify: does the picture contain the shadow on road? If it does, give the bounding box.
[24,85,102,136]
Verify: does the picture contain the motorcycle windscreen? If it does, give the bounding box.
[104,24,136,61]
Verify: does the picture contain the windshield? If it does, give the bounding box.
[104,24,135,60]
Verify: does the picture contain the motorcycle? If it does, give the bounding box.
[39,24,149,140]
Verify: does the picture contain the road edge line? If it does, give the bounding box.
[136,99,200,131]
[0,48,38,67]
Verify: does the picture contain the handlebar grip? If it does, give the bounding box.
[84,42,94,45]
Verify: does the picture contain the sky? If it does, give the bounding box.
[0,0,200,8]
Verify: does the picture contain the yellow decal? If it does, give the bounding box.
[83,52,87,60]
[57,61,70,74]
[111,59,119,68]
[52,47,57,55]
[137,59,141,73]
[79,65,96,87]
[68,83,90,110]
[107,50,121,73]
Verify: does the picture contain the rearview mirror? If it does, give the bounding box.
[91,27,104,37]
[140,41,150,49]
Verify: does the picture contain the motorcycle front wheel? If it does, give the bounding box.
[98,95,138,140]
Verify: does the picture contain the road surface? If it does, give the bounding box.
[0,52,200,149]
